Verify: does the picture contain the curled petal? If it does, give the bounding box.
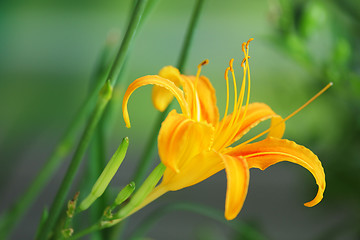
[122,75,189,128]
[159,66,183,85]
[228,137,325,207]
[182,75,219,125]
[152,66,183,112]
[268,115,285,138]
[161,150,224,191]
[222,155,249,220]
[158,110,215,173]
[218,103,285,144]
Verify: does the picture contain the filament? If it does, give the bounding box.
[232,82,333,149]
[216,66,231,134]
[214,40,253,150]
[193,59,208,121]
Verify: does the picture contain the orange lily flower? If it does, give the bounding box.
[122,39,328,220]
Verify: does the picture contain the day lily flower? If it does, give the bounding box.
[122,39,329,220]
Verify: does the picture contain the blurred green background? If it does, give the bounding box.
[1,0,359,239]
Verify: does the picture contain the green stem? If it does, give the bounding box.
[177,0,205,73]
[36,82,113,240]
[35,207,49,240]
[132,0,206,185]
[69,163,165,239]
[0,35,116,240]
[107,0,149,87]
[88,128,107,240]
[116,163,166,219]
[70,223,101,240]
[128,202,266,240]
[35,0,150,238]
[0,83,101,240]
[86,36,116,240]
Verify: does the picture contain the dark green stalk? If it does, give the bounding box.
[128,202,266,240]
[0,78,102,240]
[36,82,113,240]
[107,0,149,87]
[35,207,49,240]
[86,34,117,240]
[88,128,107,240]
[36,1,149,238]
[132,0,206,185]
[70,222,101,240]
[69,163,165,240]
[0,34,117,240]
[177,0,205,73]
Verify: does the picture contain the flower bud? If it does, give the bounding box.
[79,137,129,211]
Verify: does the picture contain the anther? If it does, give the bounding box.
[246,38,254,49]
[198,59,209,68]
[242,42,246,53]
[229,58,234,72]
[241,56,250,68]
[224,67,230,80]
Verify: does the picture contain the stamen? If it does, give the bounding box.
[214,39,254,150]
[241,56,250,68]
[229,59,238,115]
[193,59,209,121]
[246,38,254,49]
[282,82,333,122]
[216,67,231,134]
[215,59,237,142]
[233,82,333,148]
[196,60,209,79]
[224,59,240,137]
[221,51,251,149]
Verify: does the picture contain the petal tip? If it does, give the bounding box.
[224,212,236,221]
[303,196,323,208]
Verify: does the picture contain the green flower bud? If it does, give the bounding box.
[114,181,136,206]
[79,137,129,211]
[115,163,165,218]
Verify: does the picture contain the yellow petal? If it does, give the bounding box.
[218,103,285,144]
[222,155,249,220]
[161,150,224,191]
[122,75,189,128]
[182,75,219,125]
[159,66,183,85]
[158,110,215,173]
[152,66,183,112]
[228,137,325,207]
[268,115,285,138]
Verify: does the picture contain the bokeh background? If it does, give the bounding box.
[1,0,360,239]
